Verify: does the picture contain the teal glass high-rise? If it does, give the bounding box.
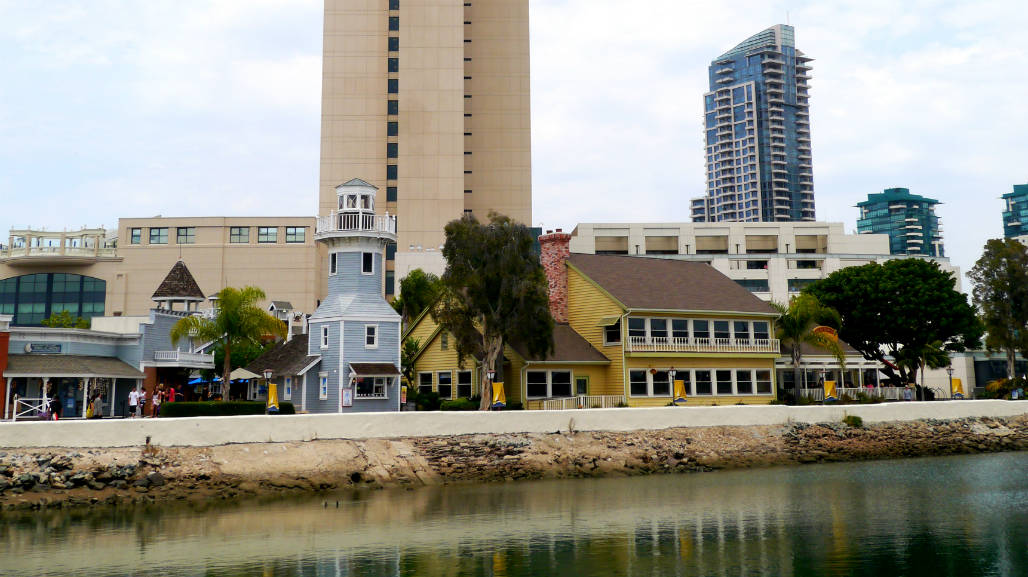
[856,188,944,257]
[692,25,815,223]
[1001,184,1028,238]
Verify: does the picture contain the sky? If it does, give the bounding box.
[1,0,1026,282]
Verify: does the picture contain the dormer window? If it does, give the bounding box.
[346,195,359,209]
[362,195,372,210]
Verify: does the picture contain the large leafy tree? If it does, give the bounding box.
[391,269,442,325]
[805,259,982,385]
[400,337,421,386]
[433,213,554,410]
[771,293,844,392]
[170,286,286,398]
[968,238,1028,378]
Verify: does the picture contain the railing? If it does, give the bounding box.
[153,350,215,366]
[536,395,625,411]
[315,212,397,237]
[0,246,118,260]
[626,336,780,354]
[798,387,908,401]
[11,396,48,421]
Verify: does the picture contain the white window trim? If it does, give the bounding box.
[318,372,329,400]
[361,252,375,275]
[673,368,775,397]
[283,376,292,401]
[321,325,330,349]
[329,252,338,276]
[525,369,574,399]
[417,372,433,392]
[437,370,453,399]
[355,376,389,399]
[602,319,622,346]
[365,324,378,349]
[457,370,473,397]
[627,368,674,398]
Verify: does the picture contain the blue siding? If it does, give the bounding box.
[306,321,340,414]
[341,319,401,413]
[327,251,383,297]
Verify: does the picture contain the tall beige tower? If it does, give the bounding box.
[319,0,532,294]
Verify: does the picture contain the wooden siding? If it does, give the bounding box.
[410,329,479,398]
[624,356,776,406]
[404,311,440,350]
[565,266,625,398]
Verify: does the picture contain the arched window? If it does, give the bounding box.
[0,273,106,326]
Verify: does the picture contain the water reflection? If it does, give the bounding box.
[1,452,1025,576]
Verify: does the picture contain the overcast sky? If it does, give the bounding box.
[1,0,1025,281]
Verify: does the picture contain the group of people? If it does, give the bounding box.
[127,384,176,418]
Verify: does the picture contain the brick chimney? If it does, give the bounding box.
[0,315,10,419]
[539,229,572,323]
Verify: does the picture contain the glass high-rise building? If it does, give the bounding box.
[691,25,814,223]
[1001,184,1028,238]
[856,188,944,257]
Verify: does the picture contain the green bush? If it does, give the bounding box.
[842,414,863,428]
[441,397,479,411]
[982,377,1026,399]
[415,390,442,411]
[160,401,294,418]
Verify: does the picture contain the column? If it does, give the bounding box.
[4,377,12,420]
[110,379,117,417]
[82,377,90,418]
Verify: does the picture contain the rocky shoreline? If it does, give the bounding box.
[2,414,1026,512]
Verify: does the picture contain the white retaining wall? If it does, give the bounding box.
[0,401,1025,449]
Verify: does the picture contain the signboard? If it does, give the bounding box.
[811,326,838,342]
[342,387,354,408]
[26,343,62,354]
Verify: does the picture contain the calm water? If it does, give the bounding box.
[1,452,1026,577]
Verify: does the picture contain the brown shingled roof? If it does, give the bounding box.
[246,334,317,376]
[567,254,776,315]
[152,260,205,301]
[511,324,610,363]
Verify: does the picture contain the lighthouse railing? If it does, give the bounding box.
[316,212,397,236]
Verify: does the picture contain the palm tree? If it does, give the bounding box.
[894,340,949,400]
[772,293,846,395]
[170,286,286,399]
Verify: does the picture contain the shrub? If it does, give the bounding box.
[415,390,442,411]
[160,401,294,418]
[441,397,479,411]
[982,377,1026,399]
[842,414,863,428]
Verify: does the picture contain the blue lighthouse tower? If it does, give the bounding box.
[305,178,402,413]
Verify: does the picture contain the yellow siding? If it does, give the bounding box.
[404,312,439,348]
[502,344,525,406]
[623,356,776,407]
[411,329,479,400]
[566,266,626,397]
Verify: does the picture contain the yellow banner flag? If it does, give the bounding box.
[951,378,964,399]
[673,379,687,405]
[824,380,838,401]
[491,382,506,409]
[267,382,279,413]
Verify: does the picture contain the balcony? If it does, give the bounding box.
[315,211,397,242]
[152,350,215,369]
[0,245,119,266]
[627,336,780,354]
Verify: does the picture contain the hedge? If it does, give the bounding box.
[160,401,295,418]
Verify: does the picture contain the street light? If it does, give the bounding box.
[946,366,954,398]
[263,368,277,414]
[263,368,273,382]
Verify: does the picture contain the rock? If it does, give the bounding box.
[50,455,73,471]
[15,473,37,489]
[110,480,127,490]
[67,472,94,487]
[0,479,9,493]
[133,478,150,488]
[135,486,149,493]
[88,481,106,491]
[146,472,165,487]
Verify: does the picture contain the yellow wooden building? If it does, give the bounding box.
[402,251,781,408]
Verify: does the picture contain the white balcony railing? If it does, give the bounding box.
[154,350,215,366]
[626,336,780,354]
[535,395,626,411]
[1,246,118,260]
[315,212,397,238]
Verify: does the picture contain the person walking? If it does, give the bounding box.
[128,387,138,418]
[152,385,163,418]
[138,388,147,417]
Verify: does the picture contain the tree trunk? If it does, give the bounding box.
[792,344,802,396]
[479,336,503,410]
[222,340,231,401]
[1007,348,1016,380]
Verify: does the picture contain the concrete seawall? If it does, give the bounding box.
[1,400,1025,449]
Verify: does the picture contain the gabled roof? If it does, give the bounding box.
[269,301,294,311]
[338,178,377,189]
[310,292,399,321]
[245,334,318,376]
[511,323,609,363]
[567,254,777,315]
[152,260,205,301]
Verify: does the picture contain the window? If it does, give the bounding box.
[672,319,688,341]
[628,318,646,340]
[526,371,547,398]
[387,142,398,158]
[438,372,452,399]
[525,371,574,399]
[149,228,168,245]
[753,321,770,341]
[285,227,305,243]
[650,319,667,342]
[385,271,395,296]
[695,370,713,395]
[457,371,473,398]
[716,370,734,395]
[418,372,433,394]
[362,252,374,274]
[604,319,621,345]
[388,37,399,51]
[0,273,106,326]
[387,165,397,180]
[283,377,292,401]
[388,79,398,93]
[388,57,399,73]
[678,372,692,397]
[693,320,710,340]
[356,377,387,398]
[652,370,671,397]
[756,370,773,394]
[319,372,329,400]
[736,370,754,395]
[258,227,277,243]
[329,253,338,275]
[575,376,589,396]
[365,324,377,348]
[441,332,449,350]
[714,320,731,340]
[176,227,195,244]
[230,227,249,243]
[389,0,399,9]
[551,371,572,397]
[629,370,648,397]
[387,186,397,202]
[388,100,398,115]
[734,321,750,343]
[387,121,398,136]
[389,16,399,31]
[321,325,330,348]
[130,228,142,244]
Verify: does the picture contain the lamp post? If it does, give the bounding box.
[263,368,276,414]
[668,367,678,405]
[946,366,954,398]
[486,368,496,410]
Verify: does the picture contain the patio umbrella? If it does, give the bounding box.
[229,367,261,381]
